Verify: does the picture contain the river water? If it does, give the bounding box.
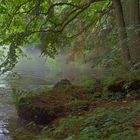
[0,76,17,140]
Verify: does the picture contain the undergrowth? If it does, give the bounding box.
[12,101,140,140]
[11,71,140,140]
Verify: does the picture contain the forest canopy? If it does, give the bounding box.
[0,0,139,74]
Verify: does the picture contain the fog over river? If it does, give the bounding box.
[0,47,94,139]
[0,48,54,139]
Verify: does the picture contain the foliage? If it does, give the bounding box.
[13,101,140,140]
[37,103,140,140]
[10,76,140,140]
[12,88,41,108]
[0,0,113,74]
[12,102,140,140]
[81,79,95,88]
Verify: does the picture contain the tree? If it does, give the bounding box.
[128,0,140,63]
[0,0,139,74]
[112,0,131,68]
[112,0,140,68]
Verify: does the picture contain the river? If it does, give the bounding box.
[0,76,17,140]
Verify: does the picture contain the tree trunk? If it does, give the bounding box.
[129,0,140,63]
[112,0,132,68]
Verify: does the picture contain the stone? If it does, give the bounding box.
[54,79,72,88]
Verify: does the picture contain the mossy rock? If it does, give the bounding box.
[108,79,125,93]
[16,85,93,125]
[54,79,72,88]
[17,94,68,125]
[107,78,140,99]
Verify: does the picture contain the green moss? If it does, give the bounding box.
[81,79,95,88]
[12,78,140,140]
[42,103,140,140]
[68,100,90,113]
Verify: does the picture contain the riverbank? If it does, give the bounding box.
[11,77,140,140]
[12,98,140,140]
